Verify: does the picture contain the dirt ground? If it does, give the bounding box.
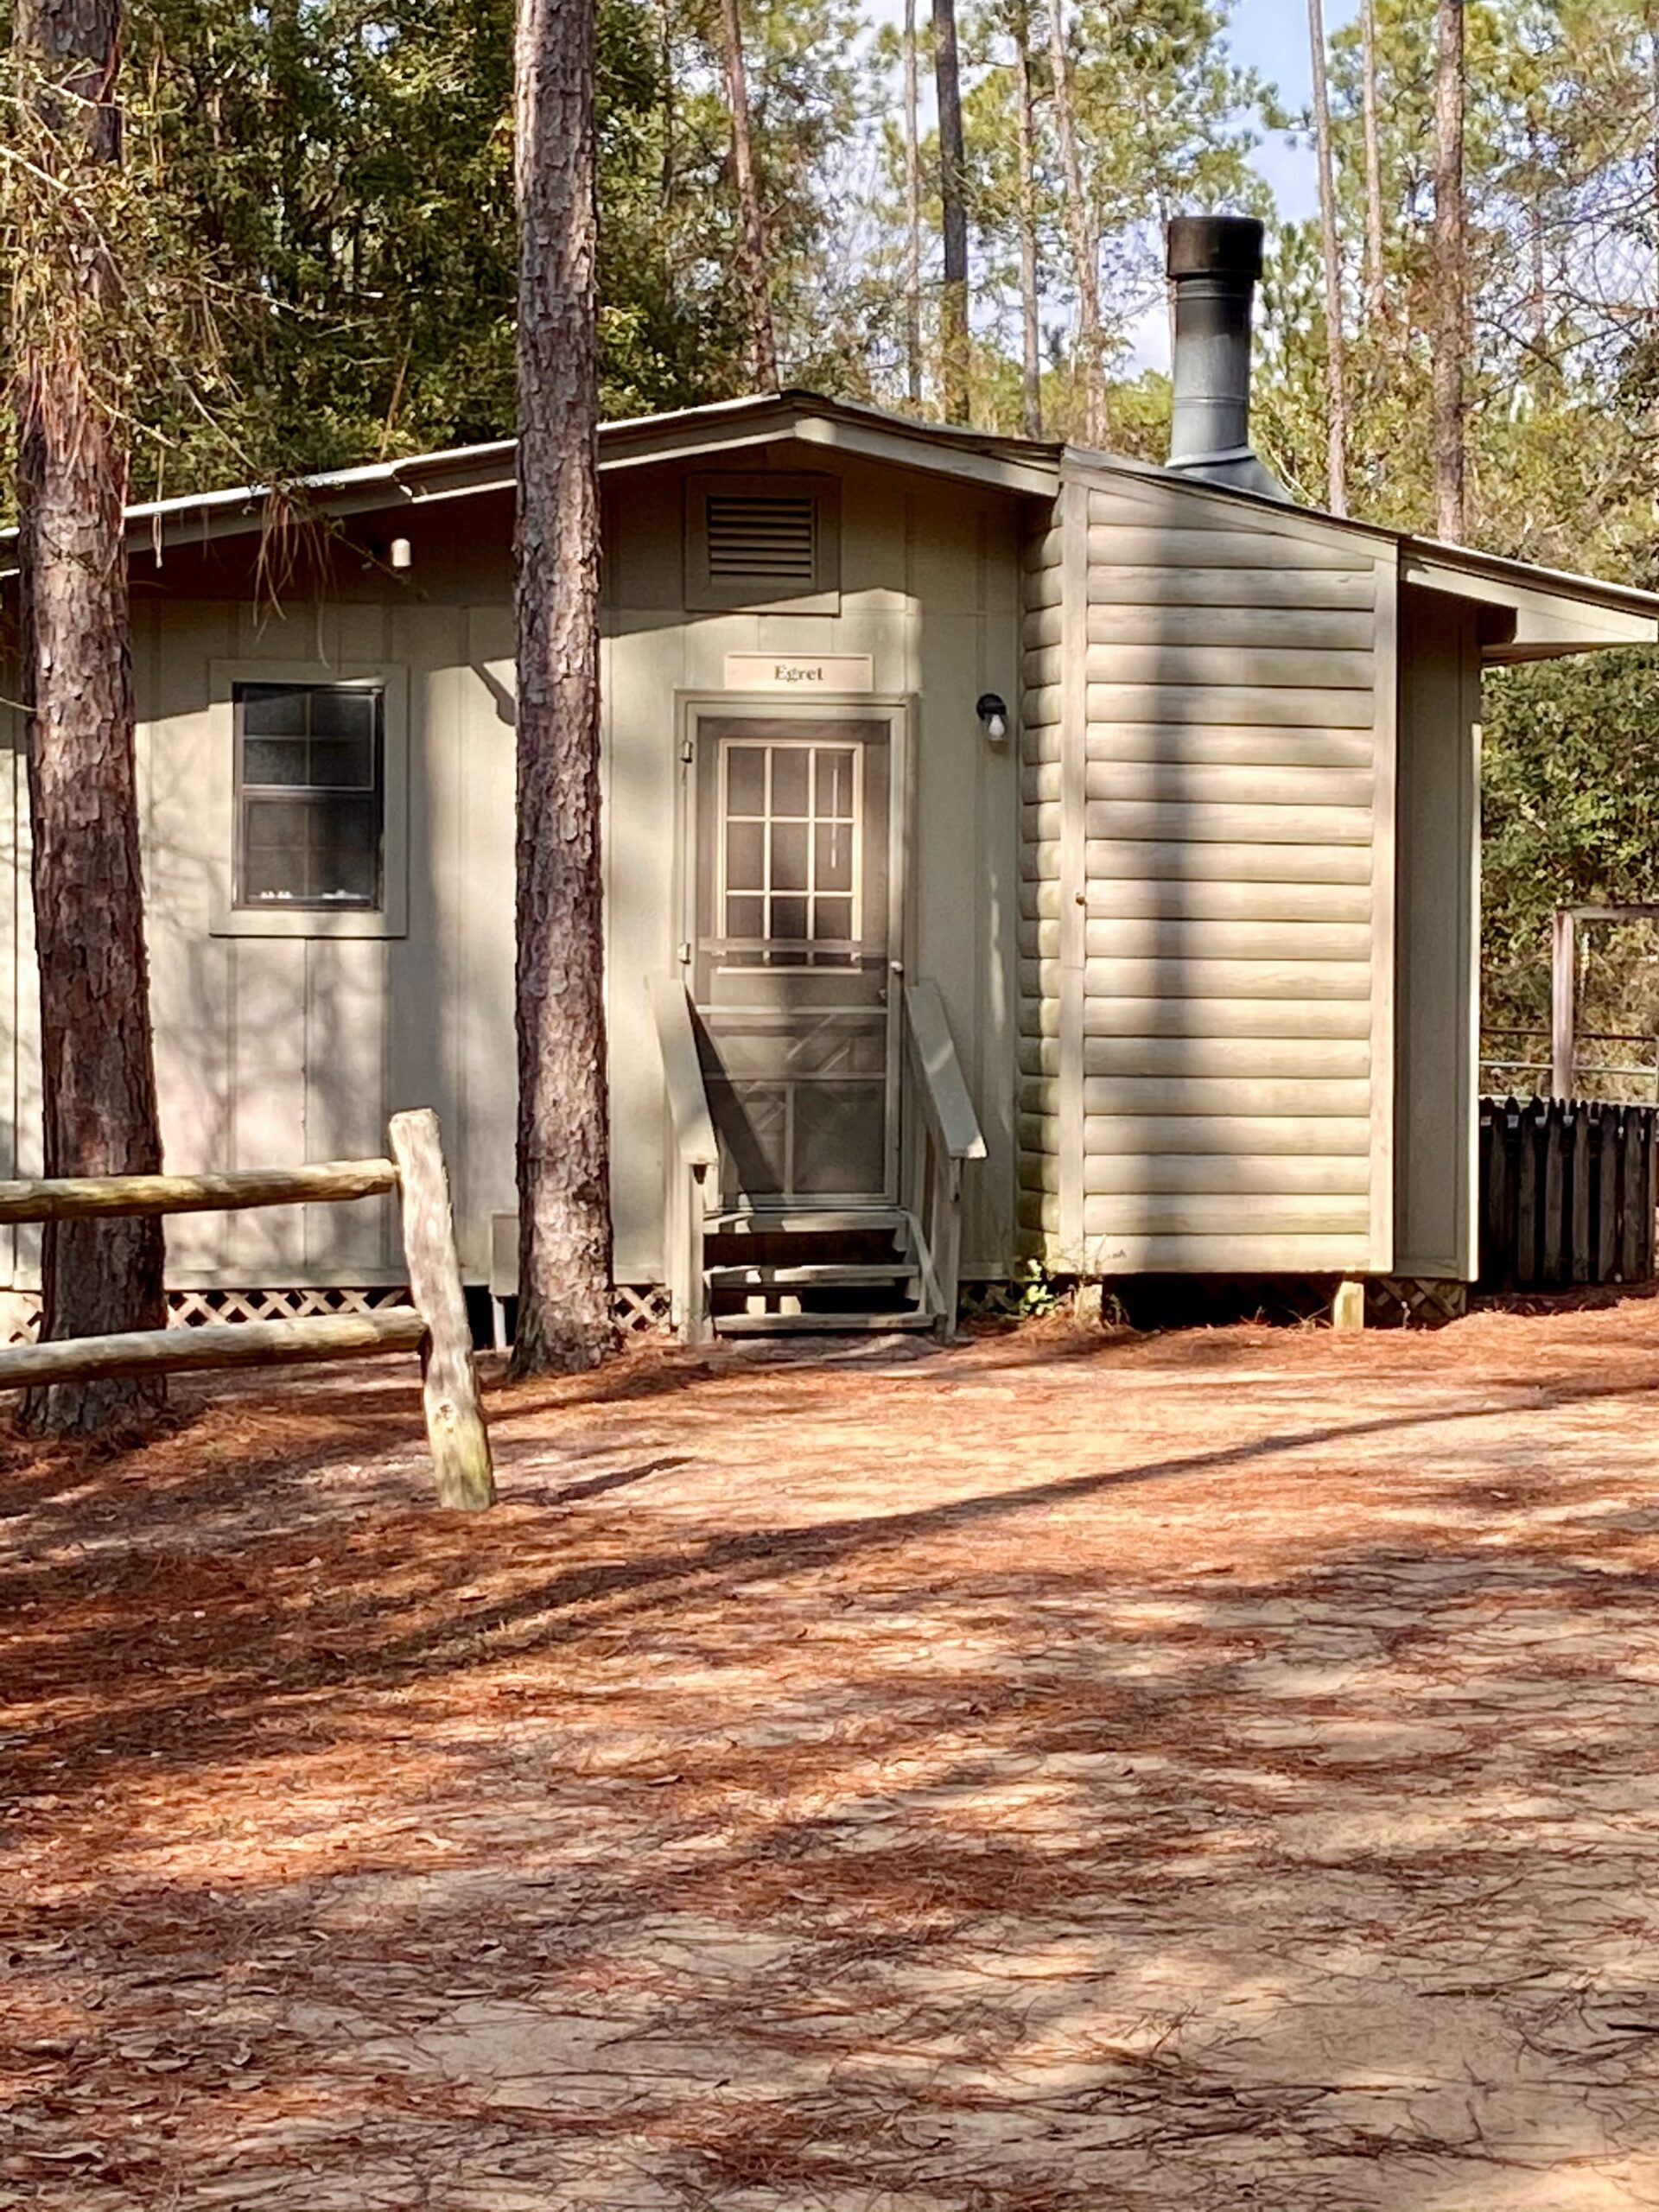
[9,1304,1659,2209]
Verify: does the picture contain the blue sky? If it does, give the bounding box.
[1118,0,1355,364]
[1232,0,1357,224]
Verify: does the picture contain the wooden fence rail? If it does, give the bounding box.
[1478,1095,1658,1293]
[0,1108,493,1510]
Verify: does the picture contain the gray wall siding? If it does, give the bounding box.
[603,452,1027,1281]
[1,446,1027,1294]
[1016,503,1065,1242]
[1021,466,1399,1274]
[1393,587,1480,1279]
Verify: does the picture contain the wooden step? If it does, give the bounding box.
[715,1309,936,1336]
[705,1262,919,1290]
[704,1208,909,1236]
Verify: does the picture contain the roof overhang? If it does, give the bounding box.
[596,391,1062,496]
[0,392,1062,577]
[2,391,1654,668]
[1400,538,1659,663]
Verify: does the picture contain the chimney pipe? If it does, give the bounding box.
[1165,214,1287,501]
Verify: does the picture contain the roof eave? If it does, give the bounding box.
[1401,539,1659,662]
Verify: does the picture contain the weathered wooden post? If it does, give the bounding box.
[390,1109,496,1510]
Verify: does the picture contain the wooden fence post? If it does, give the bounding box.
[1628,1115,1654,1292]
[1541,1097,1566,1286]
[1568,1101,1591,1286]
[1593,1103,1618,1281]
[390,1109,495,1510]
[1516,1100,1541,1287]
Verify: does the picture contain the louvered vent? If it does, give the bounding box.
[704,492,817,586]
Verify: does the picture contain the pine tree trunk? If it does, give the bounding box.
[932,0,970,423]
[1013,2,1043,440]
[1307,0,1348,514]
[1046,0,1104,447]
[13,0,167,1437]
[1431,0,1465,543]
[903,0,923,406]
[1527,114,1546,355]
[1360,0,1385,325]
[512,0,616,1376]
[718,0,778,388]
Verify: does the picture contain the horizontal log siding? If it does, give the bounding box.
[1018,504,1066,1230]
[1060,476,1396,1274]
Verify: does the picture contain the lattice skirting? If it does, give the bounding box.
[957,1278,1025,1323]
[1363,1276,1470,1328]
[0,1281,675,1348]
[613,1283,672,1333]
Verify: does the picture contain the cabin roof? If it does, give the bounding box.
[2,387,1654,660]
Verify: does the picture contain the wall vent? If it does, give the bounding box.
[705,492,817,585]
[685,473,841,612]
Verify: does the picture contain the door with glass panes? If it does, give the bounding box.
[689,707,902,1207]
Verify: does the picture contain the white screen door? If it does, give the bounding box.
[690,711,899,1205]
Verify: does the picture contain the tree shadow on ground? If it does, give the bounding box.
[10,1319,1659,2207]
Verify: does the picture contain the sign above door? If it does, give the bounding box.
[722,652,874,693]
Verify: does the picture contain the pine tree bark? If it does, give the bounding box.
[903,0,923,406]
[717,0,778,388]
[932,0,970,423]
[1360,0,1385,325]
[1046,0,1105,447]
[512,0,616,1375]
[1307,0,1348,514]
[12,0,168,1436]
[1432,0,1465,543]
[1013,0,1043,440]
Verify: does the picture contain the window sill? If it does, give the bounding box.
[209,901,406,941]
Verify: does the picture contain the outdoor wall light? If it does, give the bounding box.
[976,692,1009,743]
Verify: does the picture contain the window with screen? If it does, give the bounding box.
[719,737,860,966]
[233,682,384,911]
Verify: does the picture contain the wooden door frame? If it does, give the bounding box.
[674,690,914,1204]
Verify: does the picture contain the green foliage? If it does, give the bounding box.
[1484,652,1659,1037]
[9,0,1659,1058]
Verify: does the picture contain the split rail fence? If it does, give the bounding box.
[1478,1095,1659,1293]
[0,1107,493,1509]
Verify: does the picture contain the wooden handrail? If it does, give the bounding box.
[901,982,983,1344]
[647,973,719,1171]
[904,981,987,1162]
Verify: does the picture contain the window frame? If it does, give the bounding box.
[208,662,409,940]
[683,471,842,614]
[232,679,385,917]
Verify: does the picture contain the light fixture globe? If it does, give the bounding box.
[976,691,1009,743]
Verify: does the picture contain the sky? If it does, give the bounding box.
[1233,0,1357,224]
[1126,0,1357,366]
[857,0,1363,370]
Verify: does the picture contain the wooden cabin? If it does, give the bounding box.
[2,233,1656,1340]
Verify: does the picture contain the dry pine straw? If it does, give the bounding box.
[5,1306,1659,2207]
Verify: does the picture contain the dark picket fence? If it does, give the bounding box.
[1479,1096,1659,1291]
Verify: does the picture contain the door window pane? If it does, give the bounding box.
[726,819,765,892]
[718,735,865,968]
[813,895,852,943]
[770,747,810,816]
[727,746,766,814]
[770,820,809,893]
[815,820,852,893]
[815,748,855,817]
